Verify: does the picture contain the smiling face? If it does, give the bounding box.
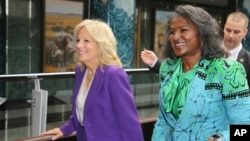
[168,17,202,59]
[75,27,99,66]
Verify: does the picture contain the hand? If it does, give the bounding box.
[42,128,63,140]
[140,49,158,66]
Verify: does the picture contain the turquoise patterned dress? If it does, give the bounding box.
[152,58,250,141]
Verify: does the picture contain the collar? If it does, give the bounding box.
[222,43,242,61]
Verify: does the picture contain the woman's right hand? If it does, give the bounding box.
[140,49,158,66]
[41,128,64,140]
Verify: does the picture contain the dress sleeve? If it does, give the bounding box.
[220,61,250,140]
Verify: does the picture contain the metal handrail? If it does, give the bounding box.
[0,68,150,80]
[0,68,152,136]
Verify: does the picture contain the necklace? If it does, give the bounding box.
[83,69,95,93]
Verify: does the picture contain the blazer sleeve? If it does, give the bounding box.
[237,48,250,87]
[59,65,82,136]
[60,115,76,136]
[108,67,144,141]
[149,60,161,74]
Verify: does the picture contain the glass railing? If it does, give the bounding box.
[0,68,160,141]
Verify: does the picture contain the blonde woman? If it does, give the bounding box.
[43,19,143,141]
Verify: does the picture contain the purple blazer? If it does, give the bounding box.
[60,65,144,141]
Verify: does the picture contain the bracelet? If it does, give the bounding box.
[209,134,223,141]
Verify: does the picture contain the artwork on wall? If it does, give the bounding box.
[43,0,83,72]
[153,10,173,61]
[89,0,136,69]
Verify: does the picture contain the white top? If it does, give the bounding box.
[76,69,94,126]
[222,43,242,61]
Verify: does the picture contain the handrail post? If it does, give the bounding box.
[30,78,48,136]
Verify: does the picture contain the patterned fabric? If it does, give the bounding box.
[162,59,197,119]
[152,58,250,141]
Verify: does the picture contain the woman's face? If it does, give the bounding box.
[75,27,99,65]
[168,17,202,58]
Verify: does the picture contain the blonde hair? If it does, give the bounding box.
[73,19,122,68]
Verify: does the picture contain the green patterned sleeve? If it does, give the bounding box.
[221,60,250,123]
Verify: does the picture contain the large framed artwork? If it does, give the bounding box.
[43,0,83,72]
[153,10,173,60]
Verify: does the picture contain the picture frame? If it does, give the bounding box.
[153,9,173,60]
[134,6,142,68]
[43,0,83,72]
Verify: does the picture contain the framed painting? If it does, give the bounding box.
[153,10,173,60]
[43,0,83,72]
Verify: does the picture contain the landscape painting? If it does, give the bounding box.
[43,0,83,72]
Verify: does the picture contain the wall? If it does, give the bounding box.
[239,0,250,51]
[0,0,238,99]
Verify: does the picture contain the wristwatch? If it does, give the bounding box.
[209,134,223,141]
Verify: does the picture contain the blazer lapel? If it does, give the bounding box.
[176,72,206,130]
[84,67,105,115]
[237,48,246,65]
[175,61,208,130]
[72,66,85,108]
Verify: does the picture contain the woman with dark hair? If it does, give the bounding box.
[144,5,250,141]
